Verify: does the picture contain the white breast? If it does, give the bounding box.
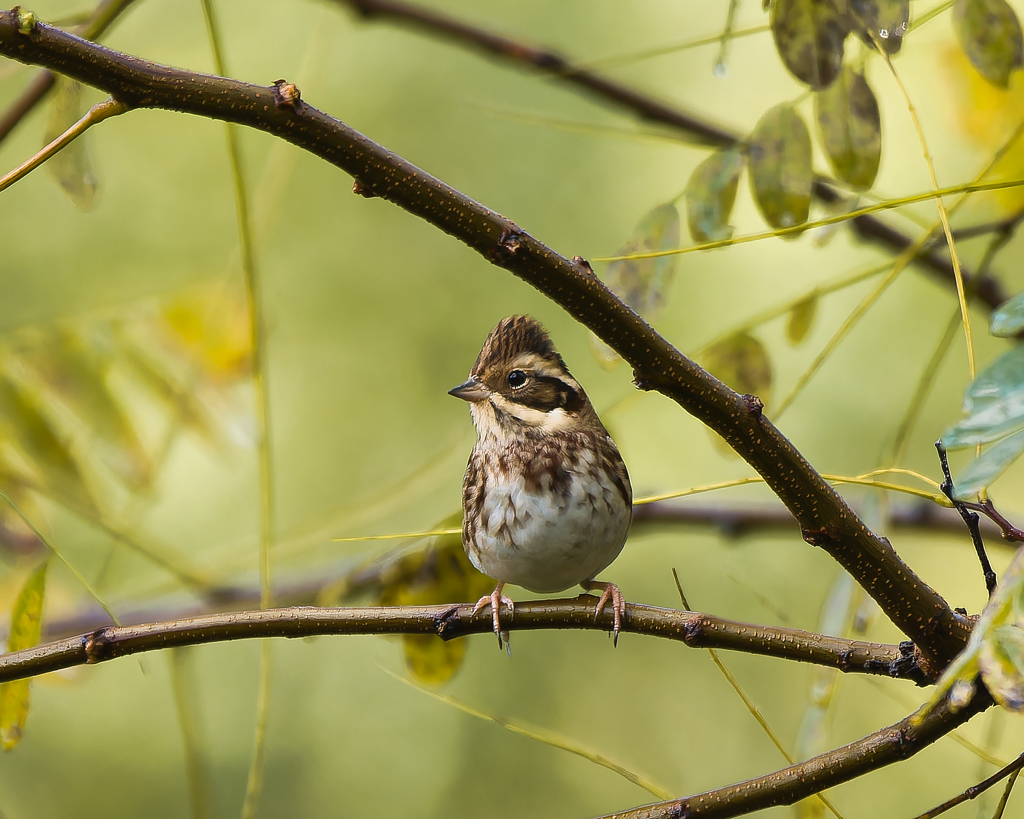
[468,451,631,593]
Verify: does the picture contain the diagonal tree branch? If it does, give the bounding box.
[598,690,993,819]
[0,10,972,669]
[0,600,927,684]
[331,0,1009,311]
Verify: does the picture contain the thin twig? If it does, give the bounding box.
[960,498,1024,543]
[993,768,1022,819]
[384,666,674,801]
[936,442,997,596]
[197,2,275,815]
[872,40,975,379]
[909,751,1024,819]
[0,96,127,193]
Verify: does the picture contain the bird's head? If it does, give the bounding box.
[449,315,600,437]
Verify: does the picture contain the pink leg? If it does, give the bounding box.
[581,579,625,646]
[473,582,515,652]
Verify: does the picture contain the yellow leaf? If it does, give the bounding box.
[378,513,492,686]
[786,293,818,345]
[0,559,49,750]
[939,42,1024,219]
[400,636,469,687]
[162,284,252,381]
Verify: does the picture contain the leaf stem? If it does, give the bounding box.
[872,41,975,379]
[0,96,127,194]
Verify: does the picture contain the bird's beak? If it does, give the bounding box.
[449,375,489,402]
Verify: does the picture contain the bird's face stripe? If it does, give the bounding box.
[504,374,582,413]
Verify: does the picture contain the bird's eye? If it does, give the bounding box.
[507,370,528,389]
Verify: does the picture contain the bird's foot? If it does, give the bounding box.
[473,582,515,654]
[581,580,625,646]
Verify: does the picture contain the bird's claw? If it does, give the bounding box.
[473,585,515,652]
[581,580,626,647]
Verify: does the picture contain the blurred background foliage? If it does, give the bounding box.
[3,0,1024,816]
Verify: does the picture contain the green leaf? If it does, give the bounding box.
[942,345,1024,448]
[43,77,97,211]
[0,559,49,750]
[770,0,851,89]
[0,375,96,512]
[991,291,1024,337]
[814,67,881,190]
[951,429,1024,498]
[702,332,773,406]
[748,105,813,229]
[786,293,818,344]
[953,0,1024,88]
[590,204,680,368]
[18,327,152,489]
[980,624,1024,711]
[685,148,744,243]
[917,545,1024,717]
[851,0,909,54]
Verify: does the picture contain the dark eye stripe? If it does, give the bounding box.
[505,375,582,413]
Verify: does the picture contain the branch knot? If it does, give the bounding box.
[14,7,37,36]
[272,79,303,112]
[801,525,840,547]
[83,628,110,664]
[488,226,524,264]
[742,393,764,420]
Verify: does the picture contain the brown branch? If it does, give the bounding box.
[0,10,972,669]
[631,499,1008,542]
[0,0,140,143]
[0,600,924,685]
[23,500,996,641]
[30,497,996,644]
[960,498,1024,543]
[332,0,1009,311]
[597,690,993,819]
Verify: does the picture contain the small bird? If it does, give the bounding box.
[449,315,632,649]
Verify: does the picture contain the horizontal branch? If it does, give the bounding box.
[599,690,993,819]
[334,0,1009,310]
[631,500,1006,542]
[0,599,924,684]
[14,501,989,642]
[0,10,971,670]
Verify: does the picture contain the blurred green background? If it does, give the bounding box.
[2,0,1024,816]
